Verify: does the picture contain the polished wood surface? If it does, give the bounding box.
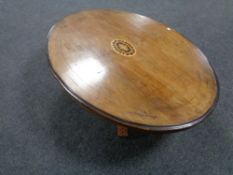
[48,10,218,131]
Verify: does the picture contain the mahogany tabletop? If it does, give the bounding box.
[48,9,218,131]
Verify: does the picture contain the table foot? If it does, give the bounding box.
[117,124,128,137]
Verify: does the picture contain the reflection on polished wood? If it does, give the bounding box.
[48,9,218,131]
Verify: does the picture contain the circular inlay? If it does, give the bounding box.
[111,39,136,56]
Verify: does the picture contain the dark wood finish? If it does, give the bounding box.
[48,9,218,131]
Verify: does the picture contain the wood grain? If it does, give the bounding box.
[48,9,218,131]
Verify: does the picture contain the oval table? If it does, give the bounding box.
[48,9,219,136]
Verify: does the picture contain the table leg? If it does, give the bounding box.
[117,124,128,137]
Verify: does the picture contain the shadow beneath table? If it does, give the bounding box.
[49,90,170,166]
